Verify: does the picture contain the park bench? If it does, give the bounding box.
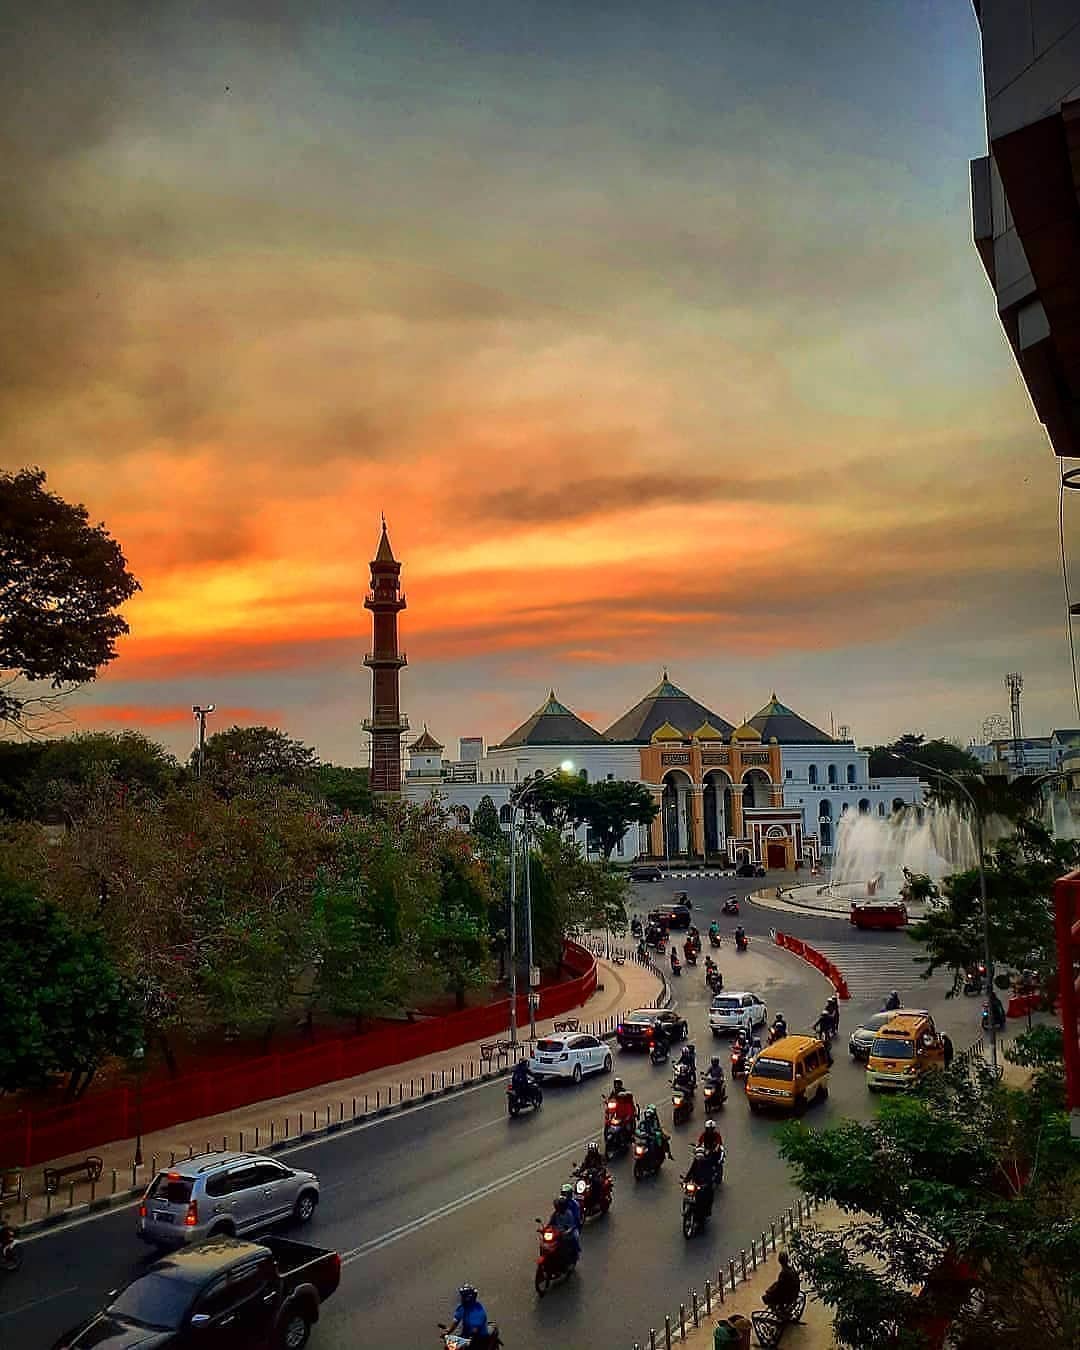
[1,1168,23,1204]
[43,1155,103,1196]
[479,1039,517,1067]
[553,1019,580,1033]
[750,1292,807,1349]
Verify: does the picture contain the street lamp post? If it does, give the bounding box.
[506,762,574,1048]
[132,1043,146,1168]
[192,704,215,778]
[889,752,997,1073]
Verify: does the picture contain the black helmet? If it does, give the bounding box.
[586,1140,602,1157]
[612,1077,624,1094]
[710,1056,721,1068]
[555,1195,569,1213]
[458,1284,478,1303]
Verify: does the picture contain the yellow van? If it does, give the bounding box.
[866,1012,945,1091]
[746,1034,830,1113]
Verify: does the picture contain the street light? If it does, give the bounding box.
[888,752,998,1073]
[507,762,574,1046]
[132,1043,146,1168]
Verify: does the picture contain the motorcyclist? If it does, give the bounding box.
[674,1044,697,1089]
[812,1006,835,1045]
[447,1283,491,1346]
[734,925,747,949]
[607,1077,637,1134]
[684,1144,716,1216]
[511,1057,539,1105]
[986,991,1006,1029]
[708,920,720,940]
[547,1194,581,1264]
[683,936,696,962]
[697,1117,723,1158]
[768,1013,788,1044]
[882,990,901,1012]
[704,1055,726,1087]
[559,1181,584,1233]
[575,1141,607,1185]
[639,1103,674,1161]
[670,947,681,971]
[630,916,643,938]
[824,995,840,1036]
[763,1252,801,1311]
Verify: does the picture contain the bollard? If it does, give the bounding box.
[691,1289,700,1327]
[352,1098,356,1120]
[46,1191,52,1215]
[729,1258,737,1291]
[664,1315,672,1350]
[255,1126,260,1149]
[376,1089,381,1109]
[284,1117,290,1139]
[326,1106,331,1128]
[679,1302,686,1337]
[717,1271,725,1303]
[797,1198,803,1224]
[68,1180,76,1209]
[22,1195,29,1222]
[222,1136,227,1152]
[789,1204,795,1231]
[170,1151,176,1166]
[704,1279,711,1314]
[752,1239,758,1270]
[650,1332,657,1350]
[206,1141,211,1155]
[762,1231,768,1261]
[741,1248,748,1281]
[131,1164,137,1190]
[441,1069,446,1089]
[151,1154,157,1178]
[364,1094,369,1114]
[112,1168,118,1194]
[270,1121,275,1143]
[90,1179,96,1203]
[188,1144,194,1159]
[238,1133,244,1153]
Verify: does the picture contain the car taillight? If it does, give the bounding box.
[139,1203,147,1218]
[184,1200,198,1226]
[332,1252,342,1276]
[616,1024,623,1035]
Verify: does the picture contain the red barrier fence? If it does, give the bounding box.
[0,941,597,1168]
[773,931,850,1000]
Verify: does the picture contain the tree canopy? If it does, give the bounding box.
[0,468,139,727]
[779,1033,1080,1350]
[866,734,980,781]
[196,724,320,796]
[522,775,657,860]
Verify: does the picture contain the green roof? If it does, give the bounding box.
[748,693,835,744]
[495,691,607,748]
[603,673,734,744]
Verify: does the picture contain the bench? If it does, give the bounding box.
[751,1292,807,1349]
[43,1155,103,1196]
[479,1040,517,1067]
[553,1019,580,1033]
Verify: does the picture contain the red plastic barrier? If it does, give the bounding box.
[0,940,597,1167]
[773,931,850,1001]
[1006,993,1039,1020]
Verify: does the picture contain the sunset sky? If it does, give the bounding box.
[4,1,1075,763]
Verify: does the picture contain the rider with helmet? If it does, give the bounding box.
[447,1283,491,1346]
[684,1144,716,1215]
[638,1103,673,1162]
[607,1076,637,1137]
[769,1013,788,1044]
[576,1140,606,1184]
[882,990,901,1012]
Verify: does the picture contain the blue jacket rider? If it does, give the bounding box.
[448,1283,489,1341]
[511,1059,537,1097]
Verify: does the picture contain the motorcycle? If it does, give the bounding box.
[630,917,643,939]
[439,1324,502,1349]
[633,1135,665,1181]
[734,933,748,953]
[684,947,698,968]
[706,968,723,993]
[731,1038,760,1079]
[534,1219,578,1294]
[681,1175,712,1239]
[670,954,682,977]
[573,1168,614,1220]
[687,931,702,954]
[963,964,985,996]
[506,1080,543,1117]
[603,1095,635,1158]
[767,1023,787,1046]
[0,1236,22,1274]
[703,1078,727,1112]
[649,1033,670,1066]
[708,929,722,948]
[721,897,740,915]
[672,1078,695,1126]
[982,999,1006,1032]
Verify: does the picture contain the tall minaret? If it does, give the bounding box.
[363,518,408,793]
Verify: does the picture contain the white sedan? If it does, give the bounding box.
[529,1033,613,1084]
[709,991,768,1037]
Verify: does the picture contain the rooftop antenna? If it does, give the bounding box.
[1005,672,1024,769]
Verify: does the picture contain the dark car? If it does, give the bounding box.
[849,1008,928,1061]
[735,863,767,878]
[630,864,664,882]
[653,904,692,930]
[616,1008,689,1050]
[53,1236,340,1350]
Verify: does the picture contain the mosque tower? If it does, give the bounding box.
[363,518,408,793]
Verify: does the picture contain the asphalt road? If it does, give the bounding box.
[4,877,983,1349]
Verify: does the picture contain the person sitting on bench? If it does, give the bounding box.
[763,1251,801,1311]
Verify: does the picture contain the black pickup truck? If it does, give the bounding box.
[52,1236,341,1350]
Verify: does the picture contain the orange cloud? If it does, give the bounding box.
[73,705,282,729]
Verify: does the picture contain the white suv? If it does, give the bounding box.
[709,991,768,1037]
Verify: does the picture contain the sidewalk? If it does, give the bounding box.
[5,956,663,1232]
[631,1201,844,1350]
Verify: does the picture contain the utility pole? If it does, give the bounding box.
[192,704,215,778]
[1005,672,1024,772]
[523,810,539,1040]
[507,809,518,1048]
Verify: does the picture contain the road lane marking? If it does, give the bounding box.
[340,1131,596,1264]
[456,1114,506,1137]
[0,1286,78,1321]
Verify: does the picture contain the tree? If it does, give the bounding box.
[778,1034,1080,1350]
[471,794,504,854]
[579,779,658,860]
[528,827,629,967]
[524,775,592,830]
[197,725,319,797]
[867,734,980,781]
[0,739,46,818]
[0,467,139,727]
[422,845,491,1009]
[313,763,372,815]
[0,872,140,1096]
[29,731,179,820]
[909,819,1079,998]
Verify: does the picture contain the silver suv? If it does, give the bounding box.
[137,1151,319,1248]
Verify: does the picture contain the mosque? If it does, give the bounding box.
[364,522,923,869]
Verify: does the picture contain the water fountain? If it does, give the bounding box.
[829,801,979,901]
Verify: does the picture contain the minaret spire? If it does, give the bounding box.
[363,519,408,794]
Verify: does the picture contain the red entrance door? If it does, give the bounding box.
[766,843,787,870]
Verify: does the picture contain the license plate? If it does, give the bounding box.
[155,1212,174,1223]
[540,1057,554,1064]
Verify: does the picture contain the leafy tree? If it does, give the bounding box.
[471,794,504,854]
[524,775,591,830]
[779,1035,1080,1350]
[0,467,139,727]
[314,763,372,815]
[0,873,140,1096]
[29,731,179,820]
[422,846,491,1009]
[197,725,319,797]
[528,827,629,967]
[867,734,980,781]
[909,819,1079,998]
[579,779,658,860]
[0,739,46,818]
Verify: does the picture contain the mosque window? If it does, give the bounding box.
[846,764,857,784]
[827,765,838,785]
[808,765,818,785]
[858,798,871,814]
[499,804,512,824]
[819,800,832,819]
[785,769,792,779]
[820,822,832,849]
[878,802,886,816]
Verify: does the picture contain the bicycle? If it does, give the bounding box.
[750,1292,806,1349]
